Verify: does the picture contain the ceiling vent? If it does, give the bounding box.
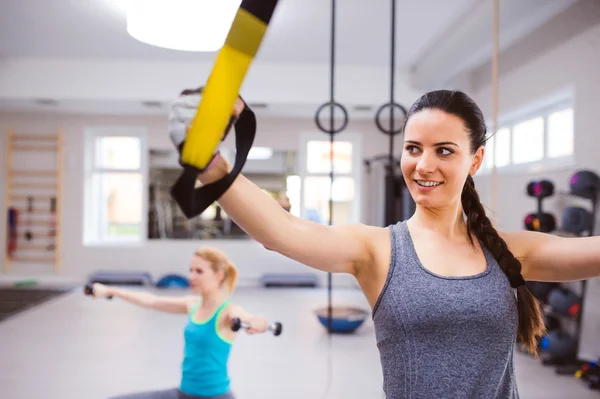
[34,98,59,106]
[141,101,163,108]
[248,102,268,109]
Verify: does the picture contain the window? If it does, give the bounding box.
[494,127,511,167]
[299,133,362,225]
[512,117,544,164]
[547,108,574,158]
[84,128,147,245]
[482,127,510,170]
[480,101,573,173]
[286,175,301,218]
[306,141,353,174]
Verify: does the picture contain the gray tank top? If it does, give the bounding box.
[372,221,519,399]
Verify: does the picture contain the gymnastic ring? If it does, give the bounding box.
[314,101,349,135]
[374,101,408,136]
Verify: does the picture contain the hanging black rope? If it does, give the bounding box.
[314,0,348,335]
[373,0,408,226]
[389,0,396,168]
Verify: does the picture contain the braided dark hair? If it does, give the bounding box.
[405,90,546,356]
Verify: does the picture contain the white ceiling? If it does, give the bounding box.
[0,0,478,66]
[0,0,583,117]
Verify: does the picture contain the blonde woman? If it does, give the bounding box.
[89,247,272,399]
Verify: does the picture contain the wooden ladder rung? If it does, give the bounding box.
[13,231,57,237]
[11,134,58,142]
[11,183,57,189]
[13,209,55,214]
[10,195,55,200]
[12,145,58,152]
[9,170,57,177]
[16,244,53,251]
[10,256,55,263]
[16,221,55,227]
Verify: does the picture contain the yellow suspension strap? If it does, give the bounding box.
[170,0,280,218]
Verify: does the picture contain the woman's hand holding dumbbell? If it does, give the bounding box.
[84,283,114,299]
[231,316,282,336]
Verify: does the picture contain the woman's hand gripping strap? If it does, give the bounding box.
[169,93,256,219]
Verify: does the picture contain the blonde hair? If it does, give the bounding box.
[194,246,238,295]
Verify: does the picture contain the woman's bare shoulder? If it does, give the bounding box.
[183,295,201,313]
[350,224,393,308]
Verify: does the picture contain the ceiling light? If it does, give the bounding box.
[125,0,242,52]
[248,147,273,160]
[105,0,129,14]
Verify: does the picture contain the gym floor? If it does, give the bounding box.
[0,286,598,399]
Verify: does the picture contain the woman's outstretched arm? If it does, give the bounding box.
[198,155,379,276]
[90,283,198,314]
[502,231,600,282]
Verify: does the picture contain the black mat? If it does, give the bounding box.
[0,288,69,322]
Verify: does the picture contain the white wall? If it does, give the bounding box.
[469,0,600,361]
[0,59,422,111]
[0,111,405,289]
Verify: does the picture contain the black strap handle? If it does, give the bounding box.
[170,107,256,219]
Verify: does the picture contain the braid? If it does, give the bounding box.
[461,175,546,356]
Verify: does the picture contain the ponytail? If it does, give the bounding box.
[461,175,546,356]
[223,263,238,295]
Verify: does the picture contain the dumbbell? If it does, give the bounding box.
[562,207,593,234]
[539,330,578,358]
[547,287,581,318]
[231,317,282,336]
[524,212,556,233]
[83,283,113,300]
[526,179,555,199]
[570,170,600,199]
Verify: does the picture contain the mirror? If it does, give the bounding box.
[147,148,297,240]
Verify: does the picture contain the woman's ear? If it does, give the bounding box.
[469,145,485,176]
[215,269,226,285]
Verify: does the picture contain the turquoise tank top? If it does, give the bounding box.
[180,300,233,396]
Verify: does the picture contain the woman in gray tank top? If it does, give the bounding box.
[180,89,600,399]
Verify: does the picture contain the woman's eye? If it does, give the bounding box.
[439,148,453,156]
[405,145,419,154]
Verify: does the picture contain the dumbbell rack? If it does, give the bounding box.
[550,189,597,376]
[524,177,598,379]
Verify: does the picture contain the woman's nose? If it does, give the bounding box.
[415,152,436,175]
